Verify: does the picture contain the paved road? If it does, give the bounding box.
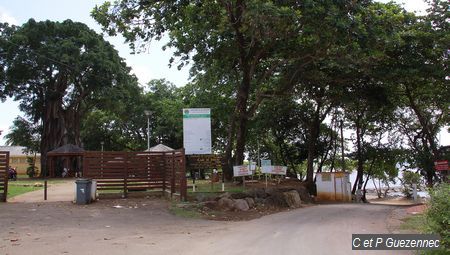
[0,200,412,255]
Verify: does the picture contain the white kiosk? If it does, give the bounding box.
[316,172,351,202]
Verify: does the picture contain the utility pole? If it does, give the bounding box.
[144,110,152,151]
[340,119,345,172]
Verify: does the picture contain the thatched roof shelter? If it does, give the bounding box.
[47,144,85,177]
[146,144,174,152]
[47,144,85,156]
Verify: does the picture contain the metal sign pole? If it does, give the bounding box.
[44,180,47,200]
[193,172,196,192]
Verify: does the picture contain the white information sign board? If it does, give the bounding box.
[233,165,252,177]
[261,160,271,173]
[261,165,287,175]
[261,159,271,166]
[183,108,212,155]
[249,162,257,171]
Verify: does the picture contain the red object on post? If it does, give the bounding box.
[434,160,449,171]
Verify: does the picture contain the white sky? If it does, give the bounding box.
[0,0,447,146]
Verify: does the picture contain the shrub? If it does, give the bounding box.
[401,171,421,198]
[425,183,450,252]
[26,156,39,178]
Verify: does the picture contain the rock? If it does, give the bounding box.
[230,192,248,199]
[218,192,231,199]
[248,188,267,199]
[233,199,249,211]
[200,201,218,210]
[195,193,208,202]
[283,190,302,208]
[265,190,288,208]
[255,197,266,204]
[245,197,255,208]
[217,198,235,211]
[294,186,312,203]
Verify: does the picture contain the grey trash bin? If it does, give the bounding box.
[75,179,92,205]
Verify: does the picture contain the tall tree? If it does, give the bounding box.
[0,19,132,175]
[386,0,449,185]
[92,0,362,181]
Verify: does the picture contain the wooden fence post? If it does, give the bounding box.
[162,152,167,193]
[124,152,128,198]
[1,152,10,202]
[180,150,187,201]
[171,152,175,197]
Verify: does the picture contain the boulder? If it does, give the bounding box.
[217,197,235,211]
[295,186,312,203]
[233,199,250,211]
[200,201,218,210]
[218,192,231,199]
[283,190,302,208]
[195,193,210,202]
[230,192,249,199]
[245,197,255,208]
[249,188,267,199]
[255,197,266,204]
[265,190,288,208]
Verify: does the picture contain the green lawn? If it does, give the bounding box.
[399,214,427,233]
[187,179,245,193]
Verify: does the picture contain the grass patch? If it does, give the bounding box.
[169,202,202,219]
[400,214,427,233]
[7,178,68,198]
[7,184,43,198]
[187,180,245,193]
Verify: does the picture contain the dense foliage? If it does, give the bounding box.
[425,183,450,252]
[1,1,448,187]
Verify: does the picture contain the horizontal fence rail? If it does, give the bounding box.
[83,150,186,200]
[0,151,9,202]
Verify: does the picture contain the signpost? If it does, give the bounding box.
[260,160,287,188]
[434,160,448,171]
[261,165,287,175]
[183,108,212,155]
[233,165,252,177]
[233,165,252,187]
[435,160,449,183]
[261,160,271,188]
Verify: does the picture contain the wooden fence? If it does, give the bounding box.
[0,151,9,202]
[83,150,187,200]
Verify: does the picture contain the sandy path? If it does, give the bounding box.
[8,180,75,203]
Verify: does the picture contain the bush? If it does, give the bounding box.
[425,183,450,252]
[401,171,421,198]
[26,156,39,178]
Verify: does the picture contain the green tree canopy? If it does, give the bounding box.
[0,19,134,175]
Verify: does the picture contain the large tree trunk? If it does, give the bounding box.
[352,117,364,194]
[306,102,322,183]
[235,81,250,165]
[405,86,439,186]
[40,99,66,177]
[305,105,322,194]
[223,112,237,180]
[39,73,82,177]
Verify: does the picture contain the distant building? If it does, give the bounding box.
[0,146,41,175]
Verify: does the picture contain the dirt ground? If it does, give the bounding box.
[0,181,425,255]
[1,197,420,255]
